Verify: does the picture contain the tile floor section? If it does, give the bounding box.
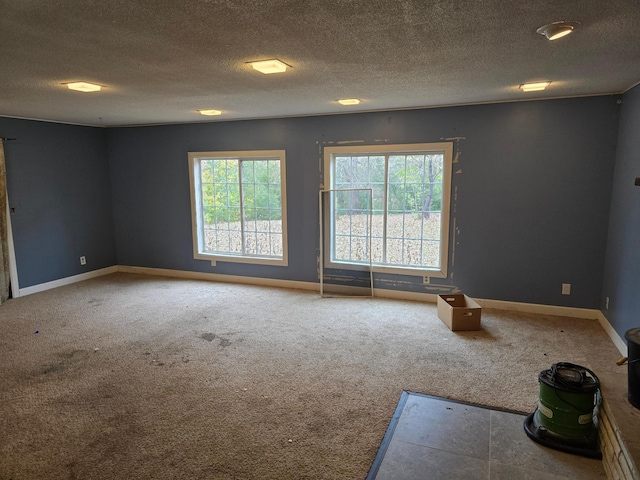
[367,391,607,480]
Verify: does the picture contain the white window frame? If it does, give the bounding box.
[323,142,452,278]
[188,150,288,266]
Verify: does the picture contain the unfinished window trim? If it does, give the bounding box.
[319,188,374,297]
[188,150,288,267]
[323,142,452,278]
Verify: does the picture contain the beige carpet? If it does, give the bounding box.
[0,273,624,479]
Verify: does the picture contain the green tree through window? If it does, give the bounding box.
[189,150,287,266]
[324,143,452,277]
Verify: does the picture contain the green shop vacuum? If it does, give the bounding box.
[524,362,601,459]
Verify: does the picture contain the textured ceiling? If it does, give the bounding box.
[1,0,639,127]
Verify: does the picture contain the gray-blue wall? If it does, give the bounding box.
[0,117,116,288]
[107,96,620,309]
[1,95,624,321]
[602,84,640,340]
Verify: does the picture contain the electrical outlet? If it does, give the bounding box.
[562,283,571,295]
[80,256,86,265]
[423,276,430,285]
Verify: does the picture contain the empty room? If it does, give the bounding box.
[1,1,639,479]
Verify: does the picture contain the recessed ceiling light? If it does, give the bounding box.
[199,109,222,116]
[536,21,579,41]
[66,81,102,92]
[249,59,288,74]
[337,98,361,105]
[520,82,551,92]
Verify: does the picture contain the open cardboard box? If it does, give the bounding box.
[437,294,482,331]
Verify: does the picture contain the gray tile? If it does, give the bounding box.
[393,394,491,459]
[375,438,489,480]
[489,410,606,480]
[489,462,574,480]
[370,393,609,480]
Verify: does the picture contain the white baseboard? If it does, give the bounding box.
[17,265,626,355]
[597,311,627,357]
[17,266,118,297]
[474,298,601,320]
[119,265,443,303]
[372,288,439,303]
[117,265,319,292]
[119,265,602,314]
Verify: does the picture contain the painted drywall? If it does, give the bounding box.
[0,117,116,288]
[108,96,620,309]
[602,84,640,341]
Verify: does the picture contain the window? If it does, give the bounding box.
[323,142,452,277]
[189,150,287,266]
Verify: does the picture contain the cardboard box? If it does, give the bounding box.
[437,294,482,331]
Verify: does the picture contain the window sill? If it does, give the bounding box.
[325,261,446,278]
[195,252,287,267]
